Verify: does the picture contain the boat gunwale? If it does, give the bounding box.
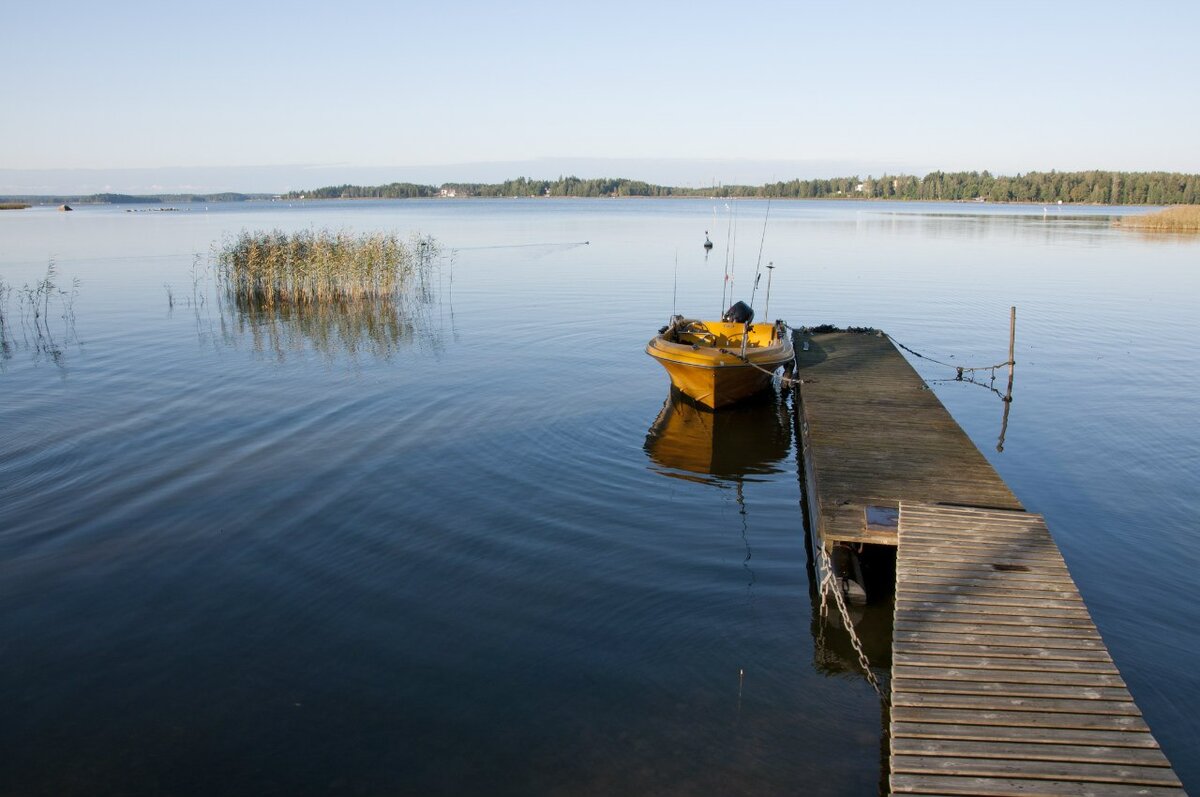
[644,340,794,371]
[645,329,794,370]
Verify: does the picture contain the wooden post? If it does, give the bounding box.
[996,395,1012,452]
[1003,306,1016,403]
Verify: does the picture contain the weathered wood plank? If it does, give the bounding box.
[898,551,1070,568]
[893,630,1105,650]
[892,763,1183,790]
[891,722,1164,749]
[892,755,1182,787]
[896,592,1088,610]
[899,572,1080,590]
[892,678,1132,702]
[899,555,1068,570]
[896,601,1093,620]
[895,611,1097,629]
[892,665,1126,688]
[898,582,1085,600]
[892,642,1113,663]
[892,706,1149,732]
[893,622,1102,640]
[890,738,1174,767]
[901,525,1056,537]
[894,652,1119,674]
[892,691,1140,716]
[900,530,1057,544]
[899,577,1084,594]
[890,773,1184,796]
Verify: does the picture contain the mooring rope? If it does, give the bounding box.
[713,323,1010,400]
[786,324,1012,391]
[715,346,800,387]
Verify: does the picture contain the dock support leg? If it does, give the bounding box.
[829,543,868,603]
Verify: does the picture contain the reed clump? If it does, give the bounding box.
[216,229,438,305]
[0,202,31,210]
[1117,205,1200,232]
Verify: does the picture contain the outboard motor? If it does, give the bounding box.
[722,301,754,324]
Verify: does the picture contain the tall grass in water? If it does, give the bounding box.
[216,229,439,305]
[2,262,81,365]
[0,277,12,360]
[1117,206,1200,232]
[206,229,444,362]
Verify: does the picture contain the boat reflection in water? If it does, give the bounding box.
[644,388,794,596]
[643,389,791,486]
[645,388,894,692]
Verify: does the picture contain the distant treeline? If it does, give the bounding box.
[771,171,1200,205]
[285,171,1200,205]
[0,192,267,205]
[7,171,1198,206]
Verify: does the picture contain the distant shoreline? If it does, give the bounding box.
[0,195,1179,209]
[4,169,1196,206]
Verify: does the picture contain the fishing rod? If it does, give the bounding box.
[749,198,772,313]
[672,249,678,318]
[720,201,735,314]
[764,262,775,319]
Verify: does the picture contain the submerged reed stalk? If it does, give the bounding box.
[1117,205,1200,232]
[216,229,438,306]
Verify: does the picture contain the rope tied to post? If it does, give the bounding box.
[788,320,1017,403]
[715,346,800,387]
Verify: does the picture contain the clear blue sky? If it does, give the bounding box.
[2,0,1198,192]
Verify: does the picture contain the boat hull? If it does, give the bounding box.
[645,320,794,409]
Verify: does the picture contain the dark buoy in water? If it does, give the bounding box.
[703,230,713,250]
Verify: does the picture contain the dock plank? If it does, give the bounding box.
[893,755,1182,787]
[891,773,1184,796]
[892,737,1173,767]
[892,722,1165,749]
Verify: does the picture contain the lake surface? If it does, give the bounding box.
[2,198,1197,795]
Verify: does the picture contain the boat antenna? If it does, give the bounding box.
[749,198,772,312]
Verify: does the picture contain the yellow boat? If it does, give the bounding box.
[645,304,795,410]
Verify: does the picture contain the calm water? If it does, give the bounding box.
[2,199,1197,795]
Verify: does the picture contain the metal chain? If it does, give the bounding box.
[816,545,888,702]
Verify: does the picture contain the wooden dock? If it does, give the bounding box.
[792,331,1184,796]
[891,503,1182,795]
[795,331,1022,549]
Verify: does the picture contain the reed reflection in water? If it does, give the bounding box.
[187,261,449,364]
[214,293,444,362]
